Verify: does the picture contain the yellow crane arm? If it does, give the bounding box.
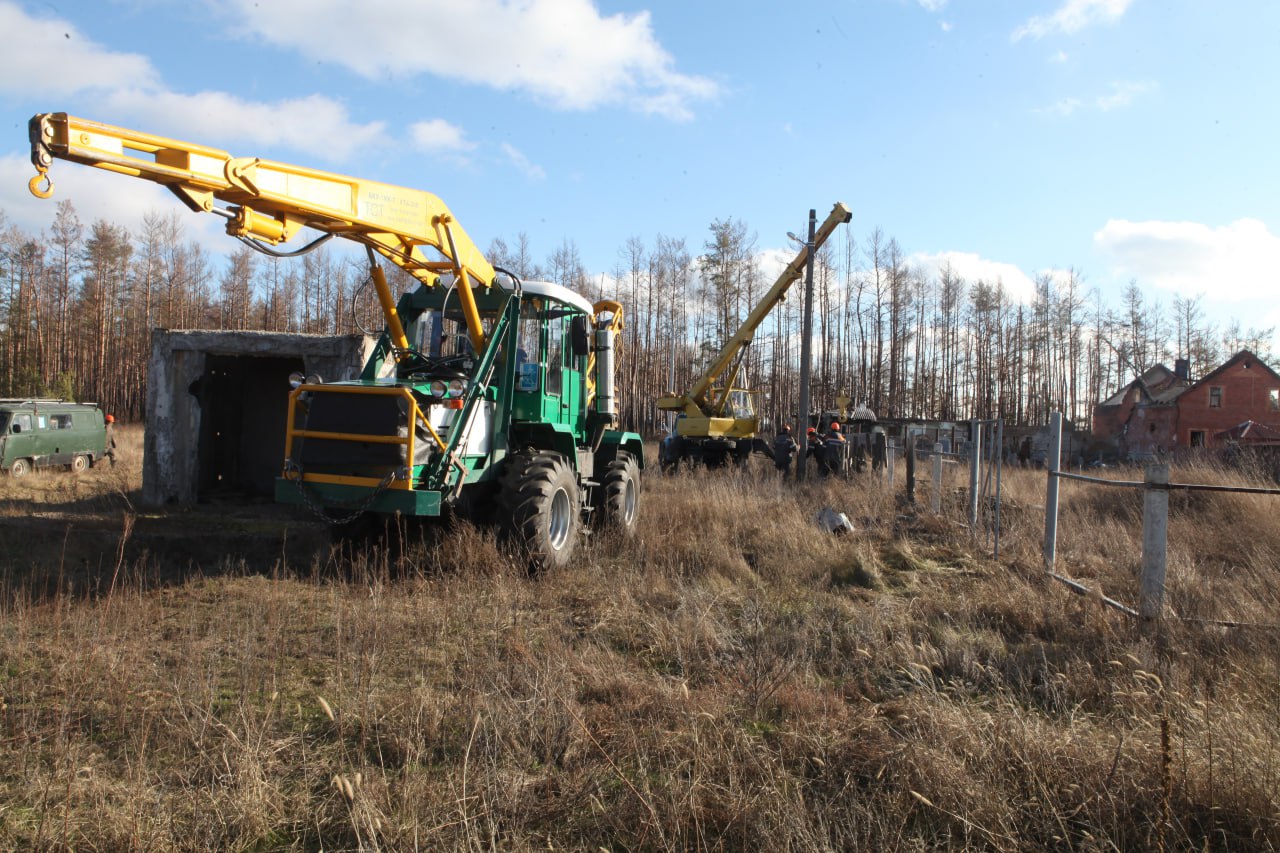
[28,113,496,352]
[657,201,851,417]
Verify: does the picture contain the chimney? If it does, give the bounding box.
[1174,358,1190,380]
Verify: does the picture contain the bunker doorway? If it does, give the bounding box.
[192,354,303,500]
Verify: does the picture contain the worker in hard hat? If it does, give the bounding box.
[104,413,118,466]
[820,421,847,477]
[772,424,798,477]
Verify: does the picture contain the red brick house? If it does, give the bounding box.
[1177,350,1280,449]
[1092,351,1280,457]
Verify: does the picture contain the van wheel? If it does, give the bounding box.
[501,450,580,573]
[9,458,30,478]
[71,455,89,474]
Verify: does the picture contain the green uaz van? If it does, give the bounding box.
[0,399,108,477]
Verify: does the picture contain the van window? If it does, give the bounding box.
[51,414,73,430]
[36,415,47,430]
[13,414,30,433]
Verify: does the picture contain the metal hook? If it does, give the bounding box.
[28,170,53,199]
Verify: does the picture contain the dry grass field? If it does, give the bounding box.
[0,427,1277,851]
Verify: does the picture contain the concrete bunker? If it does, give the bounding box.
[144,330,374,507]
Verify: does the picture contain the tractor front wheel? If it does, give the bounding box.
[595,452,639,535]
[501,451,581,573]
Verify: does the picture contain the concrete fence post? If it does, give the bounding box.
[1140,462,1170,621]
[887,439,896,488]
[932,451,943,514]
[1043,412,1062,572]
[968,420,982,530]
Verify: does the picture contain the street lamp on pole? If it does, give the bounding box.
[788,209,817,481]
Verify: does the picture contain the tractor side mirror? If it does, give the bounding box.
[570,315,591,358]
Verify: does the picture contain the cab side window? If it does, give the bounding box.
[546,316,563,396]
[13,415,31,433]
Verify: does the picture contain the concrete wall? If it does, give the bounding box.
[143,330,374,507]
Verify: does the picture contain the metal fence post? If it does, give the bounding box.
[1043,412,1062,571]
[1140,462,1170,621]
[887,439,896,488]
[931,451,943,514]
[905,435,916,504]
[968,420,982,530]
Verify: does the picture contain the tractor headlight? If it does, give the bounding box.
[448,379,466,397]
[429,379,448,399]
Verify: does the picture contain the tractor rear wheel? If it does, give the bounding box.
[501,451,581,572]
[595,452,639,535]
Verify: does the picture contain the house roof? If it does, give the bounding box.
[1189,350,1280,391]
[1214,419,1280,444]
[1098,363,1190,408]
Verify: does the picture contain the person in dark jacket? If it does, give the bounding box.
[820,422,847,477]
[772,425,798,476]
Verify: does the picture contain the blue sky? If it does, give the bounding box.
[1,0,1277,343]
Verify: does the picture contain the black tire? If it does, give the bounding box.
[595,452,640,535]
[501,451,581,573]
[71,455,89,474]
[9,458,30,479]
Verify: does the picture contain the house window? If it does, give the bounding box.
[1209,386,1222,408]
[1190,430,1205,447]
[1271,389,1279,411]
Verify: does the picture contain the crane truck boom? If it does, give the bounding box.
[28,112,644,570]
[656,202,851,468]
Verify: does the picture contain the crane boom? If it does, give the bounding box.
[657,202,851,421]
[29,112,495,352]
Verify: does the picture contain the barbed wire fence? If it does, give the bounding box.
[1040,411,1280,629]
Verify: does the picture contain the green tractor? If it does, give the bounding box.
[276,273,644,570]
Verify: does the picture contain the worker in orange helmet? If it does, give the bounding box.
[104,413,118,466]
[820,421,846,477]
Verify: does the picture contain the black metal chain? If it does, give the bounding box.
[283,461,402,525]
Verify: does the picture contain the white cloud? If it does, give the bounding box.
[409,119,475,155]
[1051,50,1070,63]
[1036,80,1153,117]
[0,152,227,255]
[1094,218,1280,301]
[98,89,385,163]
[1096,80,1155,111]
[918,0,948,11]
[1012,0,1133,42]
[909,251,1037,303]
[1036,97,1082,117]
[0,1,158,97]
[500,143,546,181]
[221,0,718,120]
[940,21,954,32]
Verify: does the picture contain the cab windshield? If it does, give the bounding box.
[413,309,498,358]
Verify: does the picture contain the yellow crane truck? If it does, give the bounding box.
[656,202,851,469]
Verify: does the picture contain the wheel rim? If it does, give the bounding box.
[622,478,637,524]
[547,486,572,551]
